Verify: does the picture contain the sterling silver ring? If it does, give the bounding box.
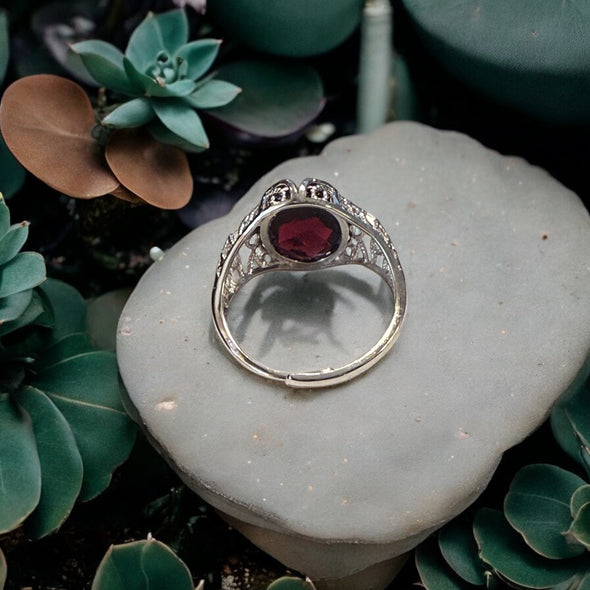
[211,178,407,388]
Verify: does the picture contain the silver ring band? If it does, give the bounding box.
[212,178,407,388]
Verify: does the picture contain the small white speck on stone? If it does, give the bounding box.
[149,246,165,261]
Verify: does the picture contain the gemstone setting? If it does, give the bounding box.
[268,206,342,262]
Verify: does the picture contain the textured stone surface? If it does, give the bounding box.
[117,122,590,587]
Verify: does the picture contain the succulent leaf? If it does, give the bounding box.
[103,98,155,128]
[125,12,166,74]
[0,393,42,534]
[174,39,221,80]
[18,385,83,539]
[0,290,33,325]
[34,333,94,372]
[0,195,9,235]
[504,464,586,559]
[0,221,30,266]
[184,79,242,109]
[474,508,583,589]
[31,350,137,502]
[153,79,198,98]
[91,541,145,590]
[36,279,86,345]
[91,538,194,590]
[552,377,590,475]
[568,503,590,550]
[0,289,45,339]
[147,119,206,153]
[122,57,197,98]
[438,520,487,586]
[122,56,156,94]
[206,59,325,140]
[70,40,139,96]
[157,9,189,54]
[0,252,46,298]
[415,539,476,590]
[152,99,209,149]
[0,75,120,199]
[106,128,192,209]
[0,210,41,332]
[572,485,590,519]
[140,538,196,589]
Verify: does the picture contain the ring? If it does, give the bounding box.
[211,178,407,388]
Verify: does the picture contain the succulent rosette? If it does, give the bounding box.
[71,9,241,151]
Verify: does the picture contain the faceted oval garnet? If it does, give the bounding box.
[268,206,342,262]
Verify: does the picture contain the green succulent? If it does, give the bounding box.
[71,9,241,151]
[416,376,590,590]
[90,535,316,590]
[0,195,135,541]
[91,538,196,590]
[0,195,45,351]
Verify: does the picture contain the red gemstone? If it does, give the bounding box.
[269,206,341,262]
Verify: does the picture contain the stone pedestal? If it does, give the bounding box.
[117,122,590,588]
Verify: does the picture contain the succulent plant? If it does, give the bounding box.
[0,197,45,338]
[71,9,241,152]
[0,7,328,207]
[0,73,194,208]
[91,537,197,590]
[416,376,590,590]
[0,9,241,208]
[90,535,316,590]
[0,195,136,540]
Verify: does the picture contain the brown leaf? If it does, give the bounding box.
[105,129,193,210]
[0,74,119,198]
[109,184,146,205]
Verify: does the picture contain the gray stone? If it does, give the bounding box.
[117,122,590,589]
